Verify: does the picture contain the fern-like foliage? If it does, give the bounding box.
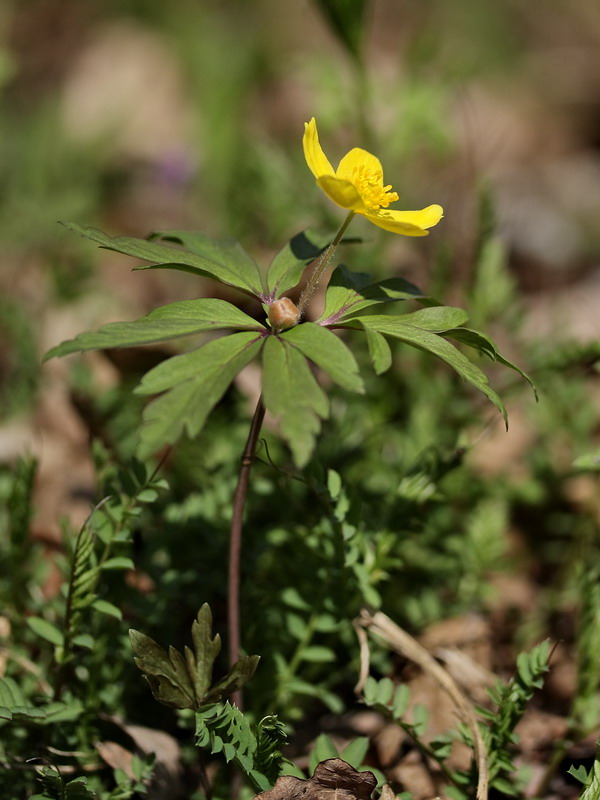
[195,702,288,792]
[470,640,551,795]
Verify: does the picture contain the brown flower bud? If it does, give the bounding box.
[268,297,301,332]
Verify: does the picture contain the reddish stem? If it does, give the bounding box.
[228,395,265,708]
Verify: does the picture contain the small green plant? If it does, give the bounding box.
[8,117,540,798]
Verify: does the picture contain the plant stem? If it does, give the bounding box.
[297,211,355,314]
[228,395,266,706]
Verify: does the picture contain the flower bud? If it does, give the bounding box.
[268,297,301,332]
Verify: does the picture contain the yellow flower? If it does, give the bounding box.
[303,117,443,236]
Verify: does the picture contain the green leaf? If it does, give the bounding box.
[27,616,64,646]
[0,677,46,722]
[318,265,425,324]
[299,645,336,663]
[364,327,392,374]
[186,603,221,703]
[44,298,264,360]
[101,556,135,570]
[449,327,537,397]
[205,654,261,703]
[386,306,469,331]
[63,223,264,296]
[262,336,329,467]
[72,633,94,650]
[129,629,196,710]
[345,315,508,427]
[573,450,600,472]
[282,322,364,393]
[309,734,339,774]
[135,331,263,458]
[339,736,370,769]
[266,229,332,299]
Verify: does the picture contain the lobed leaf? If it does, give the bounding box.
[449,327,537,397]
[282,322,364,394]
[205,655,261,703]
[129,629,195,710]
[262,336,329,467]
[186,603,221,703]
[343,314,508,427]
[135,331,263,458]
[44,298,264,360]
[317,265,426,325]
[63,222,264,296]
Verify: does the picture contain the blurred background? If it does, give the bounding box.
[2,0,600,535]
[2,3,600,795]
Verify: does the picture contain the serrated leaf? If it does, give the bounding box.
[44,298,264,360]
[205,654,260,703]
[317,265,425,325]
[63,223,264,296]
[262,336,329,467]
[150,229,265,294]
[385,306,469,331]
[449,327,537,397]
[282,322,364,393]
[136,331,263,458]
[187,603,221,703]
[129,629,195,709]
[266,229,332,299]
[344,315,508,427]
[27,617,64,646]
[364,327,392,374]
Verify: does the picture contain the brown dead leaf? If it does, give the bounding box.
[95,740,136,779]
[254,758,377,799]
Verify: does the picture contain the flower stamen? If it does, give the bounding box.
[352,165,399,210]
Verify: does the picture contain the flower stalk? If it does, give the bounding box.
[297,211,355,314]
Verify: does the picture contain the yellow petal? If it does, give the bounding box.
[336,148,384,183]
[360,204,444,236]
[303,118,335,180]
[317,175,364,210]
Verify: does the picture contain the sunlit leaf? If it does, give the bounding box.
[26,616,64,647]
[44,298,264,360]
[63,222,264,296]
[318,265,425,324]
[282,322,364,393]
[344,315,507,426]
[136,331,263,458]
[262,336,329,467]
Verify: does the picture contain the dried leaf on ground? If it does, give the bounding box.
[254,757,377,799]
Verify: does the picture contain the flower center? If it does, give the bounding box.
[352,166,399,210]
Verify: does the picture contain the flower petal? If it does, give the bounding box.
[303,118,335,180]
[317,175,364,210]
[360,204,444,236]
[336,148,384,183]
